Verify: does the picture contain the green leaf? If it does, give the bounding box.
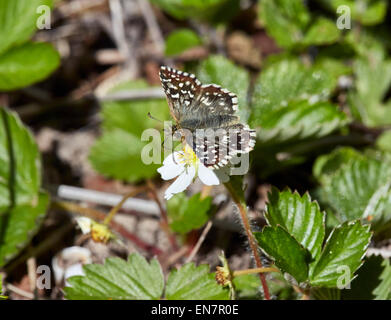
[311,287,341,300]
[376,131,391,153]
[0,108,48,266]
[303,17,341,46]
[309,221,371,287]
[89,81,169,182]
[196,55,250,120]
[312,149,391,232]
[249,58,349,174]
[257,100,348,143]
[356,52,391,104]
[255,226,310,283]
[167,192,212,234]
[89,129,160,182]
[165,263,229,300]
[165,29,201,56]
[0,0,53,55]
[0,108,41,209]
[251,58,336,113]
[345,27,387,59]
[342,255,391,300]
[259,0,310,49]
[249,59,344,137]
[373,258,391,300]
[150,0,240,23]
[265,188,325,260]
[64,254,164,300]
[259,0,340,49]
[232,274,261,300]
[348,49,391,126]
[0,42,60,91]
[313,147,364,184]
[266,271,296,300]
[65,254,227,300]
[100,81,169,137]
[315,150,391,224]
[0,192,48,266]
[313,57,352,81]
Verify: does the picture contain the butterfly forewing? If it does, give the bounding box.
[159,65,256,169]
[159,66,201,122]
[197,84,239,115]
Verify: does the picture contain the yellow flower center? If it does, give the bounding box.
[90,221,113,244]
[177,144,198,167]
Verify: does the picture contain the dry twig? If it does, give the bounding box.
[137,0,165,53]
[185,221,213,263]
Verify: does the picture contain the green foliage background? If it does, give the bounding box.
[1,0,391,301]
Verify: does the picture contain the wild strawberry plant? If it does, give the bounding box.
[1,0,391,301]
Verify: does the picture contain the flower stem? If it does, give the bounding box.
[53,200,163,256]
[233,267,279,277]
[53,201,105,221]
[224,180,271,300]
[103,186,147,225]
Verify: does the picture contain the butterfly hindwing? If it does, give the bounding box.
[189,124,256,169]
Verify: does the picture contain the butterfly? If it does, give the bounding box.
[159,66,256,169]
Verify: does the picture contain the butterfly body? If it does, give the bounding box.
[159,66,256,169]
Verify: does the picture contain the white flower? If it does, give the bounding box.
[75,217,92,234]
[75,216,114,243]
[52,246,92,285]
[157,144,226,200]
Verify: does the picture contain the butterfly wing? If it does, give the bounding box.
[159,65,256,169]
[194,84,239,115]
[189,123,256,169]
[159,66,201,123]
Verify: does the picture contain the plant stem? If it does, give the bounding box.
[185,220,213,263]
[53,200,106,221]
[103,186,147,225]
[233,267,279,277]
[224,181,271,300]
[146,180,178,251]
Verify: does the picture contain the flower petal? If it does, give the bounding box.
[164,166,196,200]
[75,217,92,234]
[163,151,183,165]
[158,152,184,180]
[198,163,220,185]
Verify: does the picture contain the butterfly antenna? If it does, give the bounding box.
[149,112,172,151]
[148,112,164,124]
[148,113,179,156]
